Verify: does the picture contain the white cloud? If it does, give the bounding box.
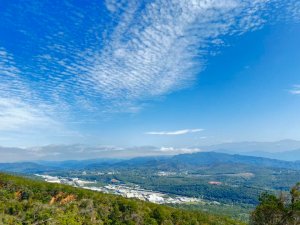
[0,47,84,141]
[0,48,64,134]
[160,146,201,154]
[80,0,259,103]
[0,48,30,99]
[146,128,203,135]
[0,98,55,131]
[0,1,299,147]
[0,144,203,162]
[0,98,81,147]
[2,0,299,114]
[290,85,300,95]
[286,1,300,22]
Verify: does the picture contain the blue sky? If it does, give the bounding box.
[0,0,300,150]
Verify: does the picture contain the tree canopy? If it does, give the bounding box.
[250,183,300,225]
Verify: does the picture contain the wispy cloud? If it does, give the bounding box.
[0,47,86,146]
[75,0,300,108]
[81,0,268,103]
[289,85,300,95]
[0,144,202,162]
[0,48,55,132]
[0,98,55,131]
[1,0,299,115]
[0,48,30,99]
[0,97,82,147]
[0,0,299,146]
[146,129,203,136]
[0,48,64,135]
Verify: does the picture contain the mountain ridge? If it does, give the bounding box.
[1,151,300,174]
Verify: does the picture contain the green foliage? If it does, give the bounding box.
[250,183,300,225]
[171,202,253,222]
[0,173,245,225]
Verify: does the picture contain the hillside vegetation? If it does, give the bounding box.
[250,183,300,225]
[0,173,245,225]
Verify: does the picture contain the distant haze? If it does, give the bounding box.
[200,139,300,153]
[1,139,300,163]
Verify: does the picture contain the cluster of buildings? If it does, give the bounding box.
[35,174,201,204]
[156,171,188,176]
[156,171,177,176]
[208,181,222,185]
[84,184,201,204]
[35,174,95,187]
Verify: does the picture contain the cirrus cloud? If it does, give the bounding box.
[1,0,300,114]
[0,0,300,144]
[146,128,203,136]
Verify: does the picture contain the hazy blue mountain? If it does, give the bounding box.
[2,151,300,174]
[170,152,300,169]
[0,162,55,173]
[230,149,300,161]
[1,140,300,163]
[36,158,124,169]
[201,139,300,153]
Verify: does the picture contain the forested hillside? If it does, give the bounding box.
[0,173,245,225]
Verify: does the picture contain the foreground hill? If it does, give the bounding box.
[0,173,245,225]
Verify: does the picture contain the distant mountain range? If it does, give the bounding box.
[0,140,300,163]
[200,139,300,152]
[197,139,300,161]
[1,139,300,162]
[0,158,124,174]
[221,149,300,161]
[110,151,300,171]
[1,151,300,174]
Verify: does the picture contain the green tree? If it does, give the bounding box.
[250,182,300,225]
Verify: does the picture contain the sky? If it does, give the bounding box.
[0,0,300,155]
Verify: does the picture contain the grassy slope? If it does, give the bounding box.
[0,173,246,225]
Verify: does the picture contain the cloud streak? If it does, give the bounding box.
[146,129,203,136]
[290,85,300,95]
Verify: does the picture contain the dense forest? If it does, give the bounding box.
[0,173,245,225]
